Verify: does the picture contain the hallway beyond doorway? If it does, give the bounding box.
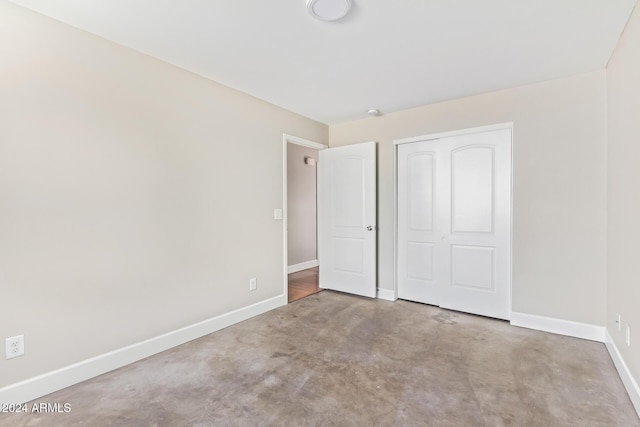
[288,267,321,302]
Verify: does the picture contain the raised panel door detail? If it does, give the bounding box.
[332,237,365,274]
[397,141,440,305]
[407,242,434,281]
[407,153,434,232]
[333,156,364,228]
[451,147,494,234]
[451,245,495,292]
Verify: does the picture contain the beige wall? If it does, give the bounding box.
[0,1,327,387]
[330,71,608,326]
[607,3,640,385]
[287,143,318,266]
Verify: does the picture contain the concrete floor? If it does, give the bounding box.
[1,291,638,426]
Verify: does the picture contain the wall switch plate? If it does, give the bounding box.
[625,325,631,347]
[249,277,257,291]
[273,209,283,220]
[6,335,25,359]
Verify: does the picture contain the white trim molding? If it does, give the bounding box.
[510,312,606,342]
[288,260,319,274]
[393,122,514,146]
[283,134,328,151]
[511,313,639,417]
[377,288,397,302]
[605,330,640,418]
[0,294,286,405]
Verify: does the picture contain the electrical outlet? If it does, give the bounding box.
[616,313,622,331]
[5,335,25,359]
[625,325,631,347]
[249,277,257,291]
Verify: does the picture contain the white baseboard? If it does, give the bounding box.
[605,330,640,418]
[509,312,640,416]
[288,260,318,274]
[510,312,606,342]
[0,294,287,405]
[377,288,396,301]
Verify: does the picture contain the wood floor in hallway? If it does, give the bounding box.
[288,267,321,303]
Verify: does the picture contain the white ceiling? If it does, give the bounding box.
[8,0,638,124]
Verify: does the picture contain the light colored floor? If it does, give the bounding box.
[1,291,638,426]
[288,267,321,303]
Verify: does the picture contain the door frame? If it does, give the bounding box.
[392,122,514,311]
[282,134,328,302]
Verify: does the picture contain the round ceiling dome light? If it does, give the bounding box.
[307,0,352,22]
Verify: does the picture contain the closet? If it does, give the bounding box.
[396,126,512,319]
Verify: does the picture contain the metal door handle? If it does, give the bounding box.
[367,226,375,231]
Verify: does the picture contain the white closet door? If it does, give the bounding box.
[397,140,446,305]
[318,142,377,298]
[439,129,511,319]
[397,128,511,320]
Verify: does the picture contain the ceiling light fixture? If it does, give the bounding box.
[307,0,352,22]
[367,108,382,117]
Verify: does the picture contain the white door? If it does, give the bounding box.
[397,139,446,305]
[397,128,511,319]
[318,142,377,298]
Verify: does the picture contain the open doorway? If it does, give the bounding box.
[288,266,319,302]
[283,134,327,303]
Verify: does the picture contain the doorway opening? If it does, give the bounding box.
[283,134,327,303]
[288,266,320,303]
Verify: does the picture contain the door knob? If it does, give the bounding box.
[367,226,375,231]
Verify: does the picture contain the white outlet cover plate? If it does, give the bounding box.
[6,335,25,359]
